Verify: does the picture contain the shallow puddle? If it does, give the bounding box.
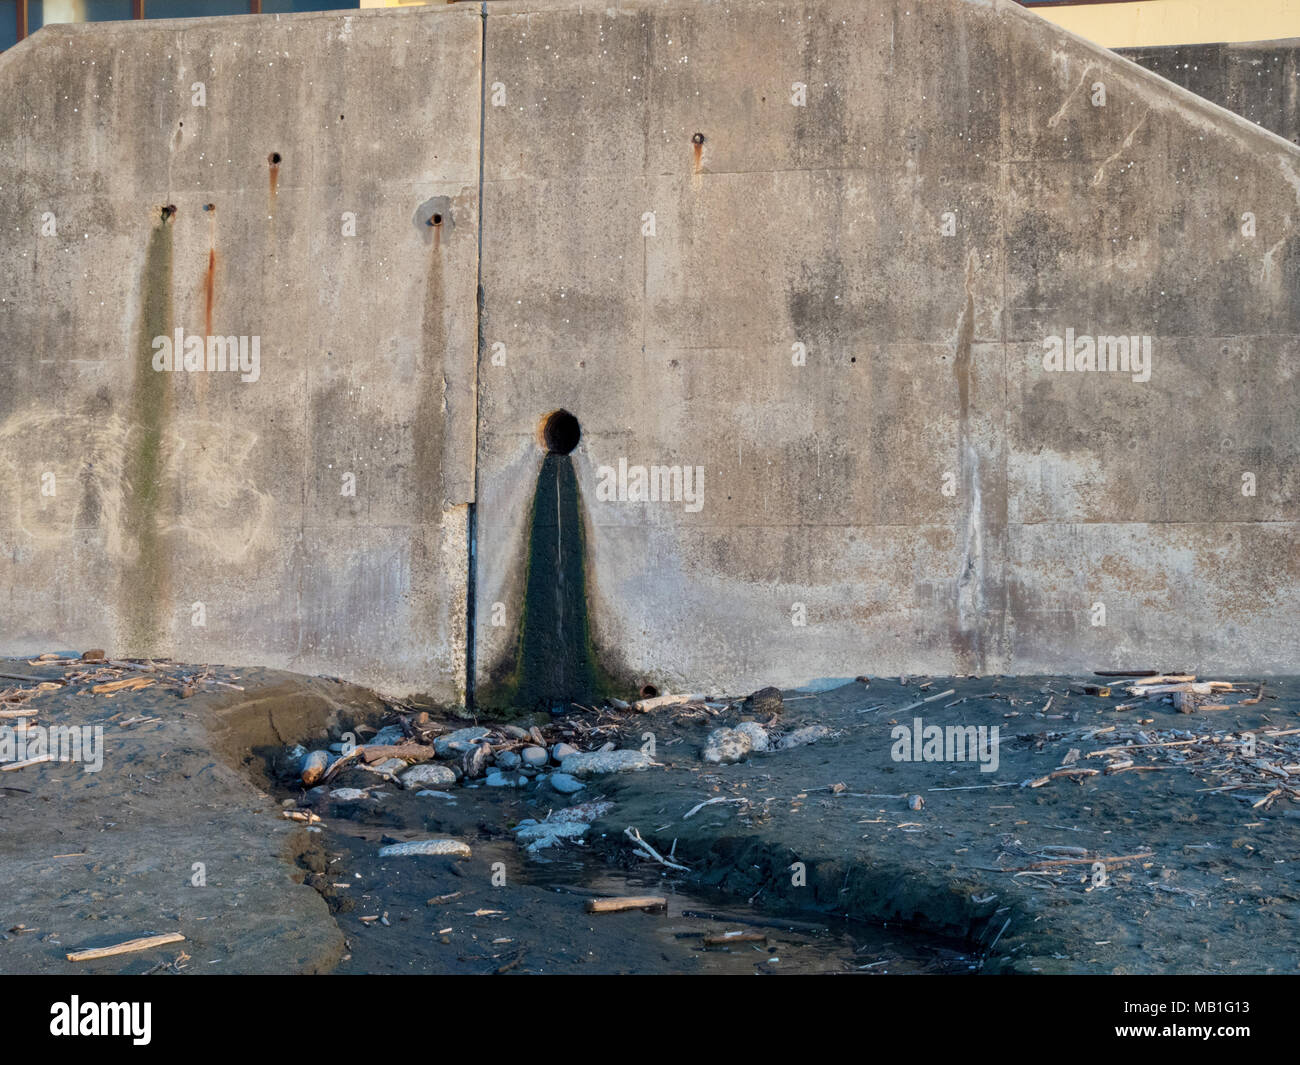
[295,777,974,975]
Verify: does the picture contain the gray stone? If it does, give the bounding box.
[512,800,612,853]
[551,742,579,762]
[369,725,406,747]
[400,763,457,789]
[703,727,752,765]
[415,790,458,802]
[560,750,652,777]
[521,746,549,768]
[328,787,370,801]
[495,749,521,770]
[548,772,586,794]
[434,727,490,757]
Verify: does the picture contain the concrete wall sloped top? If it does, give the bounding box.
[473,0,1300,704]
[1,0,1298,705]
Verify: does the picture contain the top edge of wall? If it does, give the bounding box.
[10,1,477,45]
[0,2,478,76]
[473,0,1300,160]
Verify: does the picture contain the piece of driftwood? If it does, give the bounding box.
[0,754,53,772]
[897,689,957,713]
[584,896,667,914]
[361,743,435,764]
[703,931,767,946]
[91,676,155,695]
[319,747,364,784]
[624,827,690,871]
[632,693,705,713]
[1127,682,1231,697]
[0,671,65,686]
[67,932,185,962]
[300,750,330,785]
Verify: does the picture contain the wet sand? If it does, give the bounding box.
[1,657,1294,974]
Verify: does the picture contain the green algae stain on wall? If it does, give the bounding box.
[479,453,627,713]
[119,218,175,653]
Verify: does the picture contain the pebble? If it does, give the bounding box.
[496,750,522,770]
[485,770,525,788]
[329,788,370,802]
[378,840,471,858]
[400,763,457,789]
[369,725,406,747]
[361,757,408,776]
[521,746,549,768]
[433,726,490,757]
[560,750,652,777]
[501,725,531,741]
[703,727,752,764]
[548,772,586,794]
[551,742,578,762]
[415,790,457,802]
[512,800,613,853]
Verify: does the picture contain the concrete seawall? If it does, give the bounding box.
[1,0,1297,705]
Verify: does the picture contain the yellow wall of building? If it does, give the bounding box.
[1030,0,1300,48]
[360,1,1300,48]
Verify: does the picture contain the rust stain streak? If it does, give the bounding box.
[205,248,216,340]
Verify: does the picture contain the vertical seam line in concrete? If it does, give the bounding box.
[465,0,488,710]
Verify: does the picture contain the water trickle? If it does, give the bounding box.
[514,448,599,709]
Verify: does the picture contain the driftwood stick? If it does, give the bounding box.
[703,931,767,946]
[585,896,667,914]
[624,827,690,871]
[361,743,435,764]
[632,693,705,713]
[1,754,54,772]
[1007,851,1154,873]
[67,932,185,962]
[104,660,157,673]
[0,671,65,686]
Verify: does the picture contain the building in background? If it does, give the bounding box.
[3,1,1299,142]
[5,0,1300,49]
[1,0,363,51]
[1026,0,1299,48]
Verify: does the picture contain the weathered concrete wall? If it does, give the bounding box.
[2,0,1298,706]
[0,6,481,699]
[473,0,1300,703]
[1121,38,1300,146]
